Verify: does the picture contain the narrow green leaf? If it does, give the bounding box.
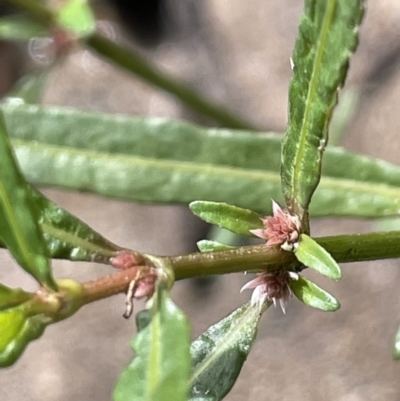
[0,284,32,311]
[197,240,233,253]
[29,188,120,262]
[289,275,340,311]
[0,113,56,290]
[281,0,365,215]
[295,234,341,280]
[0,16,46,41]
[190,201,262,237]
[393,324,400,360]
[56,0,95,37]
[114,286,191,401]
[0,179,119,263]
[5,104,400,218]
[189,302,266,401]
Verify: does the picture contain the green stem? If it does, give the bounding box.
[317,231,400,263]
[6,0,258,130]
[169,244,292,280]
[80,230,400,303]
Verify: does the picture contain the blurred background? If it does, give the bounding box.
[1,0,400,400]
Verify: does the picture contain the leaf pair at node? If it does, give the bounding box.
[290,234,341,312]
[190,200,342,312]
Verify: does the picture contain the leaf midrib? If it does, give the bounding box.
[292,0,336,208]
[12,138,400,208]
[189,305,259,389]
[41,223,116,258]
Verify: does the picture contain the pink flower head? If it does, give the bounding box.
[250,200,301,251]
[241,270,299,313]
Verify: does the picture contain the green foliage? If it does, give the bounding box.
[29,188,120,262]
[0,0,398,398]
[0,113,56,290]
[189,302,266,401]
[114,285,191,401]
[0,16,46,41]
[0,187,120,263]
[0,308,47,367]
[55,0,95,37]
[0,279,83,367]
[0,284,32,311]
[289,275,340,311]
[190,201,262,237]
[295,234,341,280]
[281,0,364,217]
[4,103,400,218]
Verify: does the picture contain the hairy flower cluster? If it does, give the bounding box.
[250,200,301,251]
[241,270,299,313]
[242,200,302,312]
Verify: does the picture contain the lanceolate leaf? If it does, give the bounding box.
[295,234,341,280]
[289,275,340,311]
[189,302,266,401]
[0,187,120,263]
[0,114,56,290]
[29,188,120,262]
[281,0,364,216]
[197,240,234,253]
[190,201,262,237]
[114,286,190,401]
[4,103,400,218]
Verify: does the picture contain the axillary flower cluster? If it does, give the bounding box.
[241,200,301,313]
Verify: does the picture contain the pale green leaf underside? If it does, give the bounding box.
[189,303,264,401]
[189,201,263,237]
[4,103,400,218]
[281,0,364,214]
[295,234,341,280]
[114,287,190,401]
[290,275,340,311]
